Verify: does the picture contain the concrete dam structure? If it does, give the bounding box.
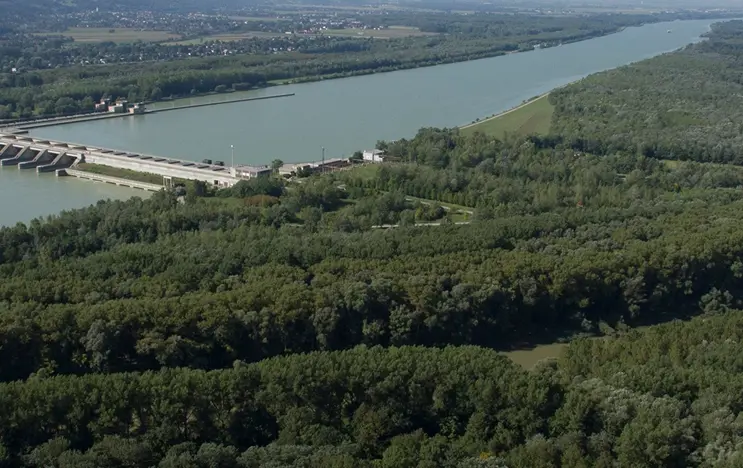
[0,138,77,172]
[0,132,270,187]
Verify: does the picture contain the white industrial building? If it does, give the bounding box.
[362,149,386,163]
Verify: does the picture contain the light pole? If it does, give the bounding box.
[230,144,234,168]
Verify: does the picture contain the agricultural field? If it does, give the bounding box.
[168,31,283,45]
[35,27,181,43]
[322,26,437,38]
[461,93,554,138]
[227,15,282,21]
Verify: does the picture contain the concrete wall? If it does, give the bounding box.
[65,169,164,192]
[83,153,239,186]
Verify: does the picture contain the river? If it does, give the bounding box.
[0,18,719,226]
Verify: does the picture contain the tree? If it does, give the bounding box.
[271,159,284,174]
[150,87,163,101]
[54,97,78,115]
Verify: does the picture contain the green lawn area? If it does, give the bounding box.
[36,28,180,43]
[461,94,554,139]
[347,163,382,181]
[501,343,567,369]
[76,163,174,186]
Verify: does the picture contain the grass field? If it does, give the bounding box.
[76,163,174,186]
[502,343,567,369]
[322,26,436,39]
[348,163,382,181]
[461,94,554,139]
[169,31,282,45]
[36,28,180,43]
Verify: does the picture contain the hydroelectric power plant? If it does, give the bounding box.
[0,132,271,190]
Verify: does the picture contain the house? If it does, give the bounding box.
[95,98,111,112]
[362,149,385,163]
[128,103,146,114]
[108,99,128,114]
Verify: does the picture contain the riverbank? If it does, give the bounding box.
[458,78,586,137]
[460,93,554,137]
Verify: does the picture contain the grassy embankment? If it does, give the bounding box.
[460,93,554,138]
[75,163,177,186]
[35,28,180,43]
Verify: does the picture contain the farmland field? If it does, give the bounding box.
[321,26,437,39]
[35,28,181,43]
[168,31,283,45]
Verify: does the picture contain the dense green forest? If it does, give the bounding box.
[550,20,743,165]
[4,301,743,466]
[5,15,743,468]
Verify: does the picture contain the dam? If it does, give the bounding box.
[0,132,271,187]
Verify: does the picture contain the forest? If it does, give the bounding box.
[4,14,743,468]
[550,20,743,165]
[3,118,743,465]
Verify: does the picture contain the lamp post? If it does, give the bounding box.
[231,144,234,168]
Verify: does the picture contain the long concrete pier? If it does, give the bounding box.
[0,132,270,187]
[1,93,295,131]
[63,169,164,192]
